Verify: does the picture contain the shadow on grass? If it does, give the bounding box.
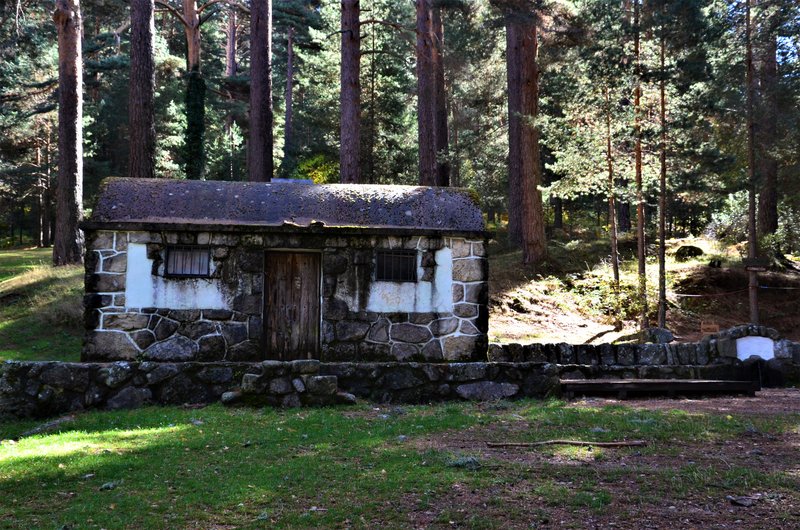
[0,403,482,528]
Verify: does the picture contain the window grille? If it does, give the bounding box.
[165,246,211,278]
[376,250,417,282]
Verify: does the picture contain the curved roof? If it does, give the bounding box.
[87,178,485,234]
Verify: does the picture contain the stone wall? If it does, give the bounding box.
[0,360,347,420]
[83,230,489,363]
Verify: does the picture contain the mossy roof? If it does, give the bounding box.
[87,178,485,233]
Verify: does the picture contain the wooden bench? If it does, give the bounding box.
[561,379,761,400]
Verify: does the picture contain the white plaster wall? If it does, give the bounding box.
[736,336,774,361]
[125,243,229,310]
[366,248,453,313]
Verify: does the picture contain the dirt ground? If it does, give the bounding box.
[404,389,800,529]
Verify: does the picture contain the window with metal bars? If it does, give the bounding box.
[165,246,211,278]
[375,250,417,282]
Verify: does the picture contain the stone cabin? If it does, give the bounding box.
[81,178,490,364]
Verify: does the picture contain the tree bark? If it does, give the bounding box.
[416,0,437,186]
[248,0,273,182]
[507,16,547,265]
[432,7,449,186]
[129,0,156,179]
[605,87,620,290]
[757,34,778,237]
[52,0,84,265]
[505,14,522,246]
[745,0,759,324]
[225,7,237,77]
[183,0,200,71]
[284,26,294,157]
[658,31,667,329]
[340,0,361,184]
[633,0,647,329]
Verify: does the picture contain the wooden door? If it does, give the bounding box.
[263,251,321,360]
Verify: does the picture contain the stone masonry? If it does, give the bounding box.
[83,230,489,363]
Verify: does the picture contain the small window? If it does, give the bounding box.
[376,250,417,282]
[165,246,211,277]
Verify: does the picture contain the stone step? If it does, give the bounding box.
[561,378,761,400]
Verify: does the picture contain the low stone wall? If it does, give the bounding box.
[0,360,346,420]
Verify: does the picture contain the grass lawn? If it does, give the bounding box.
[0,248,82,362]
[1,397,799,529]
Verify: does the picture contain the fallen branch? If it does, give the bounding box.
[15,413,78,440]
[486,440,647,448]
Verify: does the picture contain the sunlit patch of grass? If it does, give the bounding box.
[0,248,83,361]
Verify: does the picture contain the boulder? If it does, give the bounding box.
[455,381,519,401]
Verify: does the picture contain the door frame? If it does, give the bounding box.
[262,249,323,360]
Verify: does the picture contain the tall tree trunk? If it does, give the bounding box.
[757,34,778,237]
[340,0,361,184]
[35,140,43,247]
[284,26,294,158]
[366,17,376,184]
[52,0,84,265]
[505,15,522,246]
[224,7,237,181]
[416,0,436,185]
[605,87,620,290]
[432,7,449,186]
[658,32,667,329]
[225,7,237,77]
[451,99,460,187]
[633,0,647,329]
[182,0,205,179]
[745,0,759,324]
[248,0,273,182]
[552,198,563,230]
[129,0,156,179]
[43,128,52,247]
[507,16,547,265]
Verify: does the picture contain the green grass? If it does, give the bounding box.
[1,400,798,528]
[0,248,83,361]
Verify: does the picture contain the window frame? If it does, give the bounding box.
[375,249,418,283]
[164,245,212,279]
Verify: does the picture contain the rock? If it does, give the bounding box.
[269,377,293,395]
[281,393,301,408]
[452,258,484,281]
[179,321,217,340]
[616,344,635,366]
[643,327,674,344]
[392,343,418,361]
[323,298,349,321]
[726,495,759,507]
[390,323,433,343]
[227,341,260,361]
[334,391,357,405]
[446,363,488,382]
[197,335,226,361]
[40,364,89,392]
[717,337,737,358]
[146,364,179,385]
[131,330,156,350]
[638,344,667,365]
[85,331,140,361]
[367,318,390,342]
[152,318,179,341]
[221,390,242,405]
[453,303,478,318]
[197,367,233,385]
[292,378,306,392]
[305,375,338,395]
[107,387,152,410]
[103,313,151,332]
[487,343,509,362]
[459,320,480,335]
[382,369,422,390]
[675,245,704,262]
[202,309,233,321]
[241,373,266,394]
[421,340,443,361]
[442,335,479,360]
[336,320,371,341]
[430,318,459,337]
[455,381,519,401]
[98,362,133,388]
[220,322,248,346]
[290,359,320,374]
[144,336,197,361]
